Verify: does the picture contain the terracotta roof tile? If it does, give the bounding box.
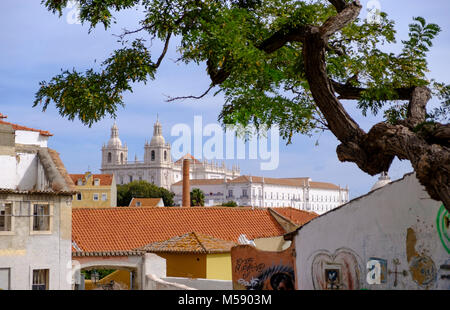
[0,118,53,136]
[172,179,225,186]
[129,198,163,207]
[174,153,202,165]
[47,148,76,192]
[309,181,341,190]
[70,173,114,186]
[72,207,286,252]
[137,232,237,254]
[228,175,310,187]
[270,207,318,226]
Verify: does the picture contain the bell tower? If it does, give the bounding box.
[101,122,128,168]
[144,117,173,188]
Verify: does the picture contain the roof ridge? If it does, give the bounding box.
[192,231,208,253]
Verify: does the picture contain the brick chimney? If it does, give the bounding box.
[182,158,190,207]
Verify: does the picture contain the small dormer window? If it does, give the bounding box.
[77,179,83,186]
[136,202,141,207]
[94,179,100,186]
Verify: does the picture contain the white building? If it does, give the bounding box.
[0,114,75,290]
[292,172,448,290]
[171,175,349,214]
[100,120,240,189]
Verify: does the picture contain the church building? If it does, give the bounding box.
[100,120,240,189]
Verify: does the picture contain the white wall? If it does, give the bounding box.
[15,131,48,147]
[294,173,449,290]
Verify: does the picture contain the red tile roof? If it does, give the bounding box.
[70,173,114,186]
[172,179,225,186]
[270,207,318,226]
[137,232,237,254]
[72,207,286,252]
[174,153,202,165]
[129,198,163,207]
[309,181,341,190]
[0,117,53,136]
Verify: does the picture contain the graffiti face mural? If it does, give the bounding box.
[231,244,296,290]
[437,204,450,254]
[406,227,437,288]
[311,248,361,290]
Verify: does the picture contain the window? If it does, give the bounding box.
[107,152,112,163]
[32,204,51,232]
[136,202,141,207]
[101,193,107,201]
[32,269,49,290]
[242,189,247,197]
[228,190,233,198]
[77,178,83,186]
[129,175,133,182]
[0,203,12,232]
[76,193,82,200]
[151,150,155,161]
[120,153,124,164]
[93,194,99,201]
[94,179,100,186]
[164,151,167,161]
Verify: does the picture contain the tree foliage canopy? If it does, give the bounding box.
[36,0,449,210]
[190,188,205,206]
[117,180,174,206]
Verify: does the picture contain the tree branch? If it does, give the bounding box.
[320,1,362,38]
[406,86,431,127]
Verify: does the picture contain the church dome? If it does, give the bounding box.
[371,172,391,191]
[107,123,122,147]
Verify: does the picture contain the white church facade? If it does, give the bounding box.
[171,175,349,214]
[100,120,240,189]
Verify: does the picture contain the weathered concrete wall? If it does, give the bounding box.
[231,244,296,290]
[294,173,449,290]
[0,194,72,290]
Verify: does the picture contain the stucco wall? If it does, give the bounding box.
[294,173,449,290]
[0,194,72,290]
[206,253,232,280]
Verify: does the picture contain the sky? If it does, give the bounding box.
[0,0,449,199]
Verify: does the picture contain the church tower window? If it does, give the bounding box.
[151,150,155,161]
[164,150,167,161]
[107,152,112,163]
[120,153,124,164]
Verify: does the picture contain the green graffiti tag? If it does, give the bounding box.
[436,205,450,254]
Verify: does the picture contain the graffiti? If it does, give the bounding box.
[231,244,296,290]
[311,248,361,290]
[238,265,295,290]
[387,258,408,287]
[234,258,265,279]
[436,204,450,254]
[367,258,387,285]
[409,256,437,287]
[406,227,437,287]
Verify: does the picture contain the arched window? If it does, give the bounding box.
[120,153,124,164]
[107,152,112,163]
[164,150,167,161]
[151,150,155,161]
